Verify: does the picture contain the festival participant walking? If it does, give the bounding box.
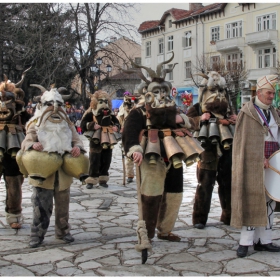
[231,75,280,258]
[19,86,87,248]
[81,90,120,189]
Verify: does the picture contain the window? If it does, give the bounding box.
[168,64,173,80]
[146,41,151,57]
[134,57,141,65]
[158,38,164,54]
[211,26,220,41]
[210,56,220,71]
[183,32,192,48]
[169,20,172,28]
[258,47,276,68]
[257,13,276,31]
[226,53,243,70]
[168,36,173,51]
[226,21,242,38]
[185,61,191,79]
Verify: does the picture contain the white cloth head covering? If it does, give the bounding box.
[256,75,279,91]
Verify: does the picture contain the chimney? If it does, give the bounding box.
[189,3,203,10]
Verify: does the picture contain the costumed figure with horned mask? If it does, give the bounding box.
[121,52,202,263]
[80,90,120,189]
[17,85,89,248]
[186,71,237,229]
[0,68,31,229]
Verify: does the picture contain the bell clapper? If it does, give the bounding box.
[148,154,157,165]
[171,155,182,169]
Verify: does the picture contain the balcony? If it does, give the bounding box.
[247,67,277,81]
[245,30,278,47]
[216,37,245,53]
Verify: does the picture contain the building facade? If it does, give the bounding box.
[138,3,280,109]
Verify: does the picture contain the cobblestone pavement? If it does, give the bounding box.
[0,135,280,276]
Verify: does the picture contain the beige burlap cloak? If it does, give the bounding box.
[231,97,280,228]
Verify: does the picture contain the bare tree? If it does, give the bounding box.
[67,3,139,106]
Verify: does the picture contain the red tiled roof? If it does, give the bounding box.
[190,3,226,17]
[159,8,191,24]
[138,3,227,31]
[138,20,160,33]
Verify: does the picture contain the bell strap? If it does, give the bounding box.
[254,104,274,138]
[268,164,280,176]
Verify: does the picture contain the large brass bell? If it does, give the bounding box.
[84,130,94,141]
[92,129,101,144]
[140,135,147,151]
[197,122,208,145]
[176,136,199,167]
[21,150,63,182]
[192,131,199,138]
[100,129,110,149]
[17,131,26,145]
[229,124,235,136]
[7,132,21,158]
[15,149,28,177]
[0,130,7,161]
[62,153,89,183]
[108,131,117,148]
[162,135,184,169]
[185,135,205,156]
[208,119,220,144]
[145,129,160,165]
[219,124,233,150]
[113,131,122,142]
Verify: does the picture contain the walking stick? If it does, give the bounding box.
[135,164,152,264]
[121,144,126,186]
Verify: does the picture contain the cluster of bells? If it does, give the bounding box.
[84,128,121,149]
[140,128,205,169]
[16,149,89,184]
[0,129,25,162]
[193,118,235,150]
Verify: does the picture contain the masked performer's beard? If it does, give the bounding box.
[36,111,72,155]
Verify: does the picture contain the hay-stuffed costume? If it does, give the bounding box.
[121,52,201,263]
[117,93,139,183]
[81,90,120,189]
[0,69,31,229]
[186,71,236,229]
[18,85,88,248]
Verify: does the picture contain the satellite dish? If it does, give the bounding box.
[186,32,191,39]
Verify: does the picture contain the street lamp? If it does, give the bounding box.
[90,57,112,90]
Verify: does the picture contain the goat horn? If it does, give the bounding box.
[129,58,157,79]
[193,73,209,80]
[15,66,32,88]
[156,51,174,76]
[30,84,47,93]
[121,68,150,85]
[161,62,178,79]
[57,87,74,101]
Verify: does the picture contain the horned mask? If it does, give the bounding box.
[197,71,229,119]
[122,51,178,108]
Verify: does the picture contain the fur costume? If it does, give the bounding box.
[186,71,235,228]
[81,90,120,188]
[121,52,197,264]
[117,95,140,182]
[0,70,31,229]
[20,86,86,247]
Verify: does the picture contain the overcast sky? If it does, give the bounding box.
[133,2,190,28]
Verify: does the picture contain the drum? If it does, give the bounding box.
[265,150,280,202]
